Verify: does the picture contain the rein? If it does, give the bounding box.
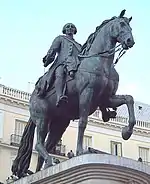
[114,48,126,65]
[78,43,126,66]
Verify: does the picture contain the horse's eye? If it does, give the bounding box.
[120,22,126,27]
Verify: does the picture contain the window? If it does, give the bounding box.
[139,147,149,163]
[111,141,122,156]
[83,135,92,150]
[14,119,27,136]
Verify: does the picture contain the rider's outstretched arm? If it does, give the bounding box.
[44,36,62,67]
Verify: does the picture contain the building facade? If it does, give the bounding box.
[0,84,150,183]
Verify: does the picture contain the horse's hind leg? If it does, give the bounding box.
[35,117,53,168]
[46,118,70,150]
[76,88,93,155]
[107,95,136,140]
[36,118,70,171]
[36,131,61,170]
[36,126,48,172]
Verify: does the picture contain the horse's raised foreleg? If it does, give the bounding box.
[107,95,136,140]
[35,118,53,168]
[76,88,93,155]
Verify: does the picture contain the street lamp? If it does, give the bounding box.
[28,82,35,93]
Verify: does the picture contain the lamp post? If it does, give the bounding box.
[28,81,35,93]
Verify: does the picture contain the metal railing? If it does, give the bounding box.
[1,84,150,130]
[0,84,31,101]
[49,141,66,157]
[90,110,150,130]
[10,134,66,156]
[10,134,22,147]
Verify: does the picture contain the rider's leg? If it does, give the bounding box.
[55,65,68,107]
[66,57,77,79]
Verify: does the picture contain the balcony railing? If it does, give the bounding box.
[10,134,66,156]
[49,140,66,157]
[10,134,22,147]
[90,110,150,130]
[0,84,31,102]
[1,83,150,130]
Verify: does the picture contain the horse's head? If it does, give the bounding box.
[110,10,135,49]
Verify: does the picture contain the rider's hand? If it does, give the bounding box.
[43,55,47,63]
[44,62,48,67]
[43,55,54,67]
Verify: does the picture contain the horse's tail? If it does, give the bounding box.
[11,117,36,178]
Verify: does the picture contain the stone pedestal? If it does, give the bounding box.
[13,154,150,184]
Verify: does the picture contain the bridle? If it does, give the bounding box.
[78,43,127,66]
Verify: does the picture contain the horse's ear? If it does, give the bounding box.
[119,9,126,18]
[129,16,132,22]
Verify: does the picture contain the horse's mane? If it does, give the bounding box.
[80,16,117,55]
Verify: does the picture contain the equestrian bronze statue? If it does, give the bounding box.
[12,10,136,178]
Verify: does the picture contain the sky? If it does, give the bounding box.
[0,1,150,104]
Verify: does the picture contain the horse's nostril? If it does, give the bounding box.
[126,38,135,47]
[127,38,131,43]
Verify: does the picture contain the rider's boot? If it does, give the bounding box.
[55,75,68,107]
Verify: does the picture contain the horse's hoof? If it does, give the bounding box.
[76,150,84,156]
[18,173,28,179]
[102,112,110,122]
[44,162,53,169]
[122,126,133,140]
[102,116,110,122]
[44,157,53,169]
[108,111,117,118]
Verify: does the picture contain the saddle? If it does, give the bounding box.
[35,70,75,98]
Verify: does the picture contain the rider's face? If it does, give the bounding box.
[65,24,76,36]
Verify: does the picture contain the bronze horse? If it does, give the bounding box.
[12,10,135,178]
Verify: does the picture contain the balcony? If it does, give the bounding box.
[0,84,31,102]
[10,134,22,147]
[90,110,150,130]
[10,135,66,157]
[49,140,66,157]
